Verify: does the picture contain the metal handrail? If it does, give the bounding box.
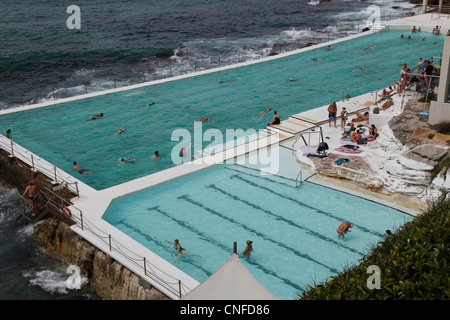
[295,170,303,188]
[0,136,80,198]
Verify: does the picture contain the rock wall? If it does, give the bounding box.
[33,217,170,300]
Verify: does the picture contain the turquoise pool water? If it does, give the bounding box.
[0,30,444,190]
[103,159,413,300]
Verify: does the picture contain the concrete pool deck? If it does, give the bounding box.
[1,12,449,299]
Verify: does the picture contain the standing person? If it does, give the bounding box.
[337,222,353,239]
[22,181,38,216]
[340,107,348,131]
[327,101,337,128]
[242,240,253,257]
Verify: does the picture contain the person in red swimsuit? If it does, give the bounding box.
[337,222,353,239]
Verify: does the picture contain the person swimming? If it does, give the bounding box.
[107,127,125,138]
[120,157,135,163]
[164,239,201,262]
[72,161,91,175]
[86,113,103,121]
[353,66,366,71]
[136,102,155,109]
[197,116,209,122]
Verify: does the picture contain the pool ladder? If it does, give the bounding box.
[339,89,349,101]
[295,170,303,188]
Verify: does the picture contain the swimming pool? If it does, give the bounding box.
[103,149,413,300]
[0,30,444,190]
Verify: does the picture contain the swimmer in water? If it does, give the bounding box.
[152,151,164,159]
[72,161,92,175]
[353,67,366,71]
[337,222,353,239]
[164,239,201,262]
[312,57,323,61]
[136,102,155,109]
[179,146,186,157]
[107,127,125,138]
[120,157,135,163]
[197,116,209,122]
[86,113,103,121]
[218,79,236,84]
[364,46,374,50]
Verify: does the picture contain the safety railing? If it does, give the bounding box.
[429,5,450,19]
[0,136,80,198]
[32,185,194,299]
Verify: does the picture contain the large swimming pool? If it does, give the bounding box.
[103,150,413,300]
[0,30,444,190]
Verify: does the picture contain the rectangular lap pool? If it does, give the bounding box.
[103,149,413,300]
[0,30,444,190]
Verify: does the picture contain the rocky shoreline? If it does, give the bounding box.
[300,95,450,211]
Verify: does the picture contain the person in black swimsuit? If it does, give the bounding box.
[165,239,201,262]
[269,111,280,125]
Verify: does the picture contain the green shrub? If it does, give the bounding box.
[418,92,437,103]
[436,120,450,135]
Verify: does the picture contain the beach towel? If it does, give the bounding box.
[335,158,350,165]
[299,145,327,158]
[335,146,363,154]
[299,145,318,156]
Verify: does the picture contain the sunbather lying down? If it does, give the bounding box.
[381,98,394,110]
[353,111,369,123]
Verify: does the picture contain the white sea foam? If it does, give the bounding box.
[306,0,320,6]
[0,187,22,223]
[23,267,89,295]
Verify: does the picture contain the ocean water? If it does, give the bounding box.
[0,0,417,300]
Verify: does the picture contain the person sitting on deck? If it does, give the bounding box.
[367,124,378,140]
[269,111,280,125]
[350,129,363,143]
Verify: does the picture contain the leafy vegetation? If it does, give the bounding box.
[435,120,450,135]
[418,92,437,103]
[299,197,450,300]
[431,157,450,181]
